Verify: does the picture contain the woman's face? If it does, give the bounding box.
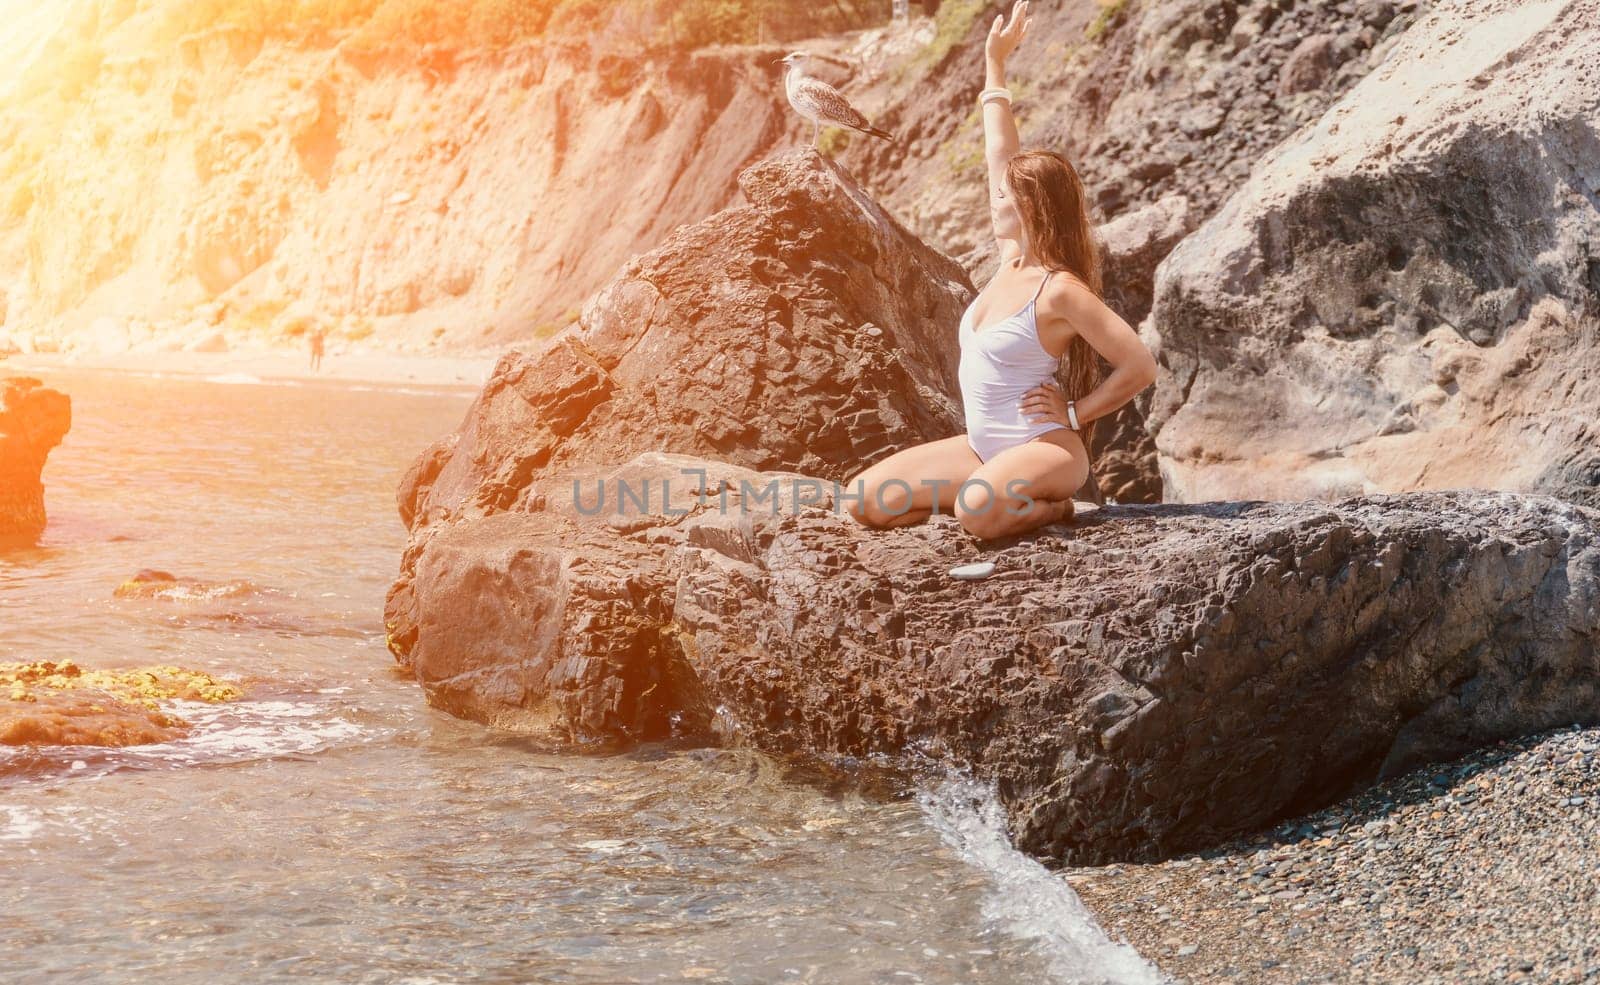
[991,172,1024,243]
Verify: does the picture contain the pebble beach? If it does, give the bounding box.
[1066,725,1600,984]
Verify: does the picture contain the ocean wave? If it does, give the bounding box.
[919,774,1169,985]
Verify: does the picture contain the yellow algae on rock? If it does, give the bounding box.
[0,660,244,748]
[0,660,242,707]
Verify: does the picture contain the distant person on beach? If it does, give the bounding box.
[845,0,1156,541]
[308,326,326,372]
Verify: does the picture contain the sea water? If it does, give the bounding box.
[0,366,1161,985]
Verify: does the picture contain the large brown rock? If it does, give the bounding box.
[1145,0,1600,506]
[393,446,1600,865]
[386,454,811,737]
[0,376,70,548]
[386,150,975,689]
[1088,195,1199,505]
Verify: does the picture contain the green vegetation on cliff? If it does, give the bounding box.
[149,0,889,51]
[1085,0,1130,42]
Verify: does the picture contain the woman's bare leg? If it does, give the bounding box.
[954,430,1088,541]
[844,434,984,529]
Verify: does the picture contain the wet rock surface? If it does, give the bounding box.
[113,569,265,601]
[1145,0,1600,505]
[0,375,71,548]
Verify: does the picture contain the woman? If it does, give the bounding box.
[845,0,1157,541]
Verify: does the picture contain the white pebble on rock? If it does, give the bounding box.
[949,561,996,580]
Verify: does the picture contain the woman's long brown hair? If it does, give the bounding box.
[1005,149,1104,451]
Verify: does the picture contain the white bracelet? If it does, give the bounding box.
[1067,400,1080,430]
[979,87,1012,106]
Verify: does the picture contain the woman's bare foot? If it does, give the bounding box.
[1025,497,1074,526]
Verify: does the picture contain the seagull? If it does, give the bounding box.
[777,51,896,151]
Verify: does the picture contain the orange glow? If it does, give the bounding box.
[0,1,68,98]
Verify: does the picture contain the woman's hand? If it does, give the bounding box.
[986,0,1031,67]
[1020,379,1070,429]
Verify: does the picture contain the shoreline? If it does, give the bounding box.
[0,346,503,392]
[1067,724,1600,984]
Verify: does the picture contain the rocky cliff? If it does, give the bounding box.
[828,0,1440,503]
[0,6,800,356]
[848,0,1438,276]
[2,1,1435,374]
[1144,0,1600,507]
[0,376,71,548]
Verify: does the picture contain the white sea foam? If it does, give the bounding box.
[1,805,44,842]
[341,383,468,397]
[918,775,1169,985]
[133,699,369,764]
[0,805,106,845]
[202,372,268,385]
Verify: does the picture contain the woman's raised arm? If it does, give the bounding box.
[983,2,1028,167]
[983,2,1031,254]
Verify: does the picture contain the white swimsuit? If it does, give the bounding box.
[958,268,1069,463]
